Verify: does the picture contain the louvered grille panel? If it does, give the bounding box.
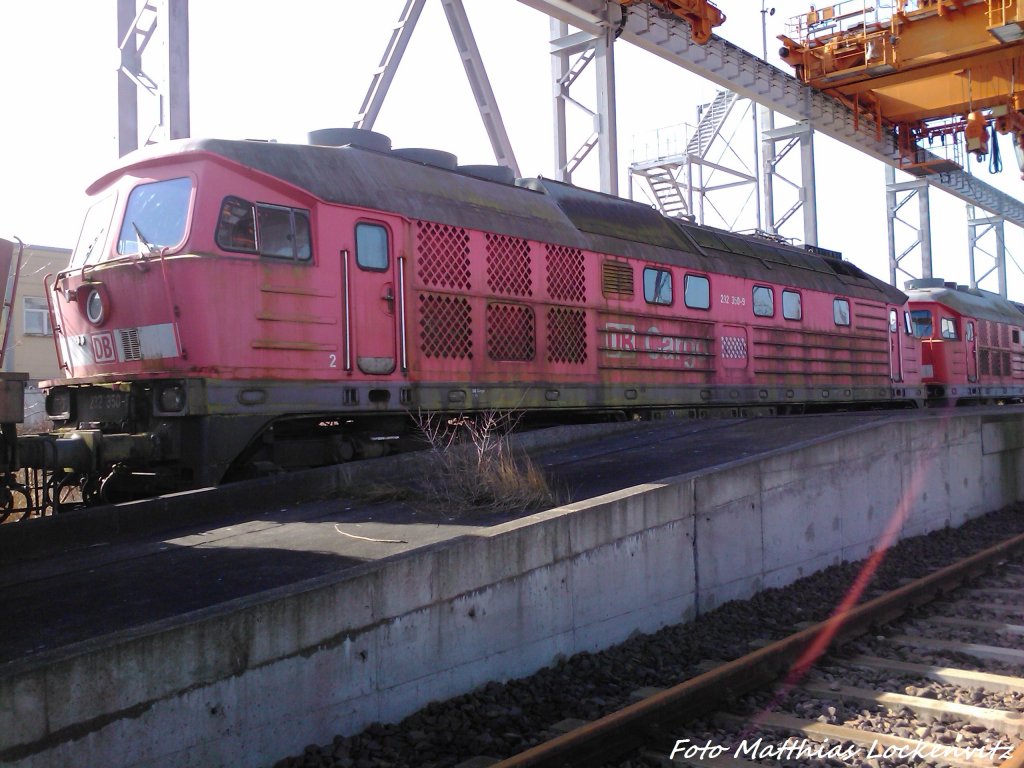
[546,244,586,303]
[981,349,991,376]
[487,303,535,361]
[417,222,471,290]
[419,294,472,360]
[547,307,588,364]
[119,328,142,361]
[601,262,633,296]
[486,234,532,297]
[1003,351,1012,376]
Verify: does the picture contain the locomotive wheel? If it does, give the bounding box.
[79,475,103,506]
[0,483,32,523]
[0,486,14,523]
[45,473,85,514]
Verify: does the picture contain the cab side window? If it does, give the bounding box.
[684,274,710,310]
[356,223,389,271]
[643,267,673,305]
[782,290,802,321]
[833,298,851,327]
[752,285,774,317]
[216,196,311,261]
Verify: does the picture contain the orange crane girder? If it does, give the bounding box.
[613,0,725,44]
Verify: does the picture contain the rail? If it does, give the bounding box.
[491,529,1024,767]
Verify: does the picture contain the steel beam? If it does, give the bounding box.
[354,0,519,173]
[353,0,426,130]
[441,0,521,175]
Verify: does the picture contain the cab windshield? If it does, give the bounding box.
[116,177,192,255]
[910,309,933,338]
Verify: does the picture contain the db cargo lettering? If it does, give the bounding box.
[605,323,709,368]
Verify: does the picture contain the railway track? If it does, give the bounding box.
[490,532,1024,768]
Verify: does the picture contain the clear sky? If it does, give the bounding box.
[2,0,1022,298]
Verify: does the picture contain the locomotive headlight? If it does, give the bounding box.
[85,288,105,325]
[156,383,186,413]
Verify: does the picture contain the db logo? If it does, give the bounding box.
[90,332,116,363]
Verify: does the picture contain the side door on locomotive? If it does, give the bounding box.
[964,318,978,383]
[887,305,904,383]
[338,217,404,379]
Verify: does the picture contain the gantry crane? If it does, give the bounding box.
[778,0,1024,176]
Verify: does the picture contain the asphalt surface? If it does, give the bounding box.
[0,410,922,664]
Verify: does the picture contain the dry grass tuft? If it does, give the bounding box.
[413,411,556,518]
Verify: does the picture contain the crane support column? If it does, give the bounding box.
[550,18,572,184]
[762,121,817,246]
[886,166,934,286]
[116,0,190,157]
[596,7,618,195]
[549,6,619,194]
[967,205,1008,298]
[117,0,139,159]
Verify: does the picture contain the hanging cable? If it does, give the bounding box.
[989,124,1004,174]
[613,4,627,39]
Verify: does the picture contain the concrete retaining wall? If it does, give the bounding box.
[3,412,1023,767]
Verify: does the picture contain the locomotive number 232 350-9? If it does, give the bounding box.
[720,294,745,306]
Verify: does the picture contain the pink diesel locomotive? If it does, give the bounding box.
[21,128,926,503]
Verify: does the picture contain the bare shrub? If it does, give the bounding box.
[413,411,555,518]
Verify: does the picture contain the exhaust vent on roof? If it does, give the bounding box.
[458,164,516,185]
[904,278,946,290]
[307,128,392,152]
[391,147,458,170]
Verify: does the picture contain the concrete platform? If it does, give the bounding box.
[3,407,1024,767]
[1,411,894,664]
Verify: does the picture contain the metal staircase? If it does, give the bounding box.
[630,89,753,223]
[687,90,737,158]
[635,163,690,218]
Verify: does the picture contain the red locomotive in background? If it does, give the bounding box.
[6,127,1015,509]
[904,279,1024,403]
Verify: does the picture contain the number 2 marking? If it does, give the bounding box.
[329,354,337,368]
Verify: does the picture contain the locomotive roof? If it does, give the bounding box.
[109,138,905,305]
[905,283,1024,325]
